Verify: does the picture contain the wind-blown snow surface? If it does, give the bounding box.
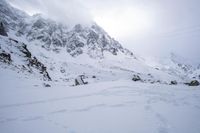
[0,69,200,133]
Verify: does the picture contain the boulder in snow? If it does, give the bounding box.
[43,83,51,87]
[187,80,199,86]
[132,75,141,81]
[170,80,177,85]
[75,75,88,86]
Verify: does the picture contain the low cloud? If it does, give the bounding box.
[7,0,200,61]
[8,0,93,26]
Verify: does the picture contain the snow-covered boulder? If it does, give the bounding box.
[132,74,141,81]
[75,75,88,86]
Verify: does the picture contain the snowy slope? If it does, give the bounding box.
[145,53,200,82]
[1,33,187,86]
[0,70,200,133]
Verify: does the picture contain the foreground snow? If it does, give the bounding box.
[0,70,200,133]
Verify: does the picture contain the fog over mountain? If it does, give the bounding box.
[7,0,200,62]
[7,0,93,26]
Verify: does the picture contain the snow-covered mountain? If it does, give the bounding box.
[0,0,133,58]
[0,0,199,85]
[1,1,200,133]
[145,53,200,81]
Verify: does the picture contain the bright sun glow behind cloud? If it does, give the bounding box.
[94,7,155,38]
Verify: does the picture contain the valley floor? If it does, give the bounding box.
[0,70,200,133]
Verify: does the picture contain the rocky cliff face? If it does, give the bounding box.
[0,0,134,59]
[0,36,52,81]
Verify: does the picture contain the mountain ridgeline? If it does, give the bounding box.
[0,0,133,59]
[0,0,199,86]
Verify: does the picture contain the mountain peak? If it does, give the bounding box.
[0,1,134,59]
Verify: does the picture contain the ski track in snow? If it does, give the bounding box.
[0,81,200,133]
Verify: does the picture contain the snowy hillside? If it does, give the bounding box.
[145,53,200,82]
[0,0,200,85]
[0,0,199,85]
[0,69,200,133]
[1,0,194,85]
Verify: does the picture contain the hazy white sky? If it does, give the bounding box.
[7,0,200,61]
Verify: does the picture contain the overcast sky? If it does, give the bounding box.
[7,0,200,62]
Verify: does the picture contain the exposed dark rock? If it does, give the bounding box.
[0,52,11,63]
[186,80,199,86]
[20,43,31,58]
[43,83,51,87]
[75,75,88,86]
[15,42,52,81]
[132,75,141,81]
[9,38,18,43]
[0,22,8,36]
[43,71,52,81]
[28,56,52,81]
[170,80,177,85]
[75,79,80,86]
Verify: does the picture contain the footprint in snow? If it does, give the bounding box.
[155,113,171,133]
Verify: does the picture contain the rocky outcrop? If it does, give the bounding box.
[170,80,177,85]
[75,75,88,86]
[28,56,52,81]
[132,74,141,81]
[18,43,52,81]
[43,83,51,87]
[0,22,8,36]
[0,52,11,63]
[186,80,199,86]
[1,36,52,81]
